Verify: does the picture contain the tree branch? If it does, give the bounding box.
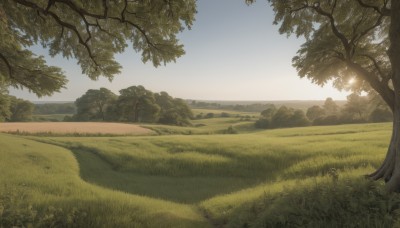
[360,54,387,81]
[346,61,394,110]
[0,53,12,77]
[356,0,382,15]
[288,4,308,14]
[356,0,391,16]
[15,0,162,59]
[15,0,100,67]
[310,5,351,58]
[350,14,384,46]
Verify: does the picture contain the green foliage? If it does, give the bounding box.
[1,0,196,96]
[369,107,392,123]
[288,109,311,127]
[7,96,34,122]
[256,106,310,129]
[260,105,276,119]
[323,97,339,116]
[0,86,11,121]
[306,105,325,121]
[74,88,117,121]
[156,93,193,126]
[117,85,160,122]
[342,93,369,121]
[222,125,238,134]
[265,1,391,93]
[32,114,71,122]
[34,103,76,115]
[205,113,215,119]
[313,115,340,126]
[220,112,231,118]
[254,118,271,129]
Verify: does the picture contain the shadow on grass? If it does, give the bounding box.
[208,176,400,228]
[69,145,308,204]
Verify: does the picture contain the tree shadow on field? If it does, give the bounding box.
[207,177,400,228]
[69,145,310,204]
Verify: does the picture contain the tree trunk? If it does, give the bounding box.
[369,112,400,190]
[133,100,140,122]
[369,0,400,192]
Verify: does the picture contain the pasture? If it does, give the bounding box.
[1,122,400,227]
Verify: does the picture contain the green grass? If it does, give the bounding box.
[191,108,258,116]
[2,122,400,227]
[142,116,258,135]
[31,114,71,122]
[0,134,209,227]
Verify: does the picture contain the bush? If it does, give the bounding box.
[369,108,392,123]
[205,113,214,118]
[0,192,93,227]
[220,112,231,118]
[313,115,340,126]
[254,118,271,129]
[222,125,238,134]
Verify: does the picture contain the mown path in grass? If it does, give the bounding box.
[71,147,260,203]
[36,123,390,205]
[0,133,211,228]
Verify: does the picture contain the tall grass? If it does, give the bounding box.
[0,134,209,227]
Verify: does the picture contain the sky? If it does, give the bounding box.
[10,0,351,102]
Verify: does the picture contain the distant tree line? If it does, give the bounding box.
[254,105,310,129]
[255,94,392,129]
[34,103,76,115]
[307,94,392,125]
[69,86,193,126]
[190,101,276,113]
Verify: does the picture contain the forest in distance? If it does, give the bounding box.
[0,85,392,130]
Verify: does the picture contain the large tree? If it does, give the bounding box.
[74,87,117,121]
[246,0,400,191]
[155,92,193,125]
[342,93,369,121]
[0,85,11,121]
[0,0,196,96]
[117,85,160,122]
[7,96,35,122]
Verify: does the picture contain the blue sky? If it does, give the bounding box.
[10,0,351,101]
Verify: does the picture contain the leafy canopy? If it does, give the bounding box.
[0,0,196,96]
[247,0,394,109]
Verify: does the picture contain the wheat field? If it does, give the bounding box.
[0,122,154,135]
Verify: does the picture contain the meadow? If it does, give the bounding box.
[1,119,400,227]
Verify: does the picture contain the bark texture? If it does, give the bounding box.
[370,0,400,192]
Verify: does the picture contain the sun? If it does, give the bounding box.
[348,78,356,85]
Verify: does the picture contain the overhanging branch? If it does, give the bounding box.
[356,0,391,16]
[346,60,394,110]
[0,53,12,77]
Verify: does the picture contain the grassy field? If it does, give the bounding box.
[2,122,400,227]
[142,115,259,135]
[191,108,258,116]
